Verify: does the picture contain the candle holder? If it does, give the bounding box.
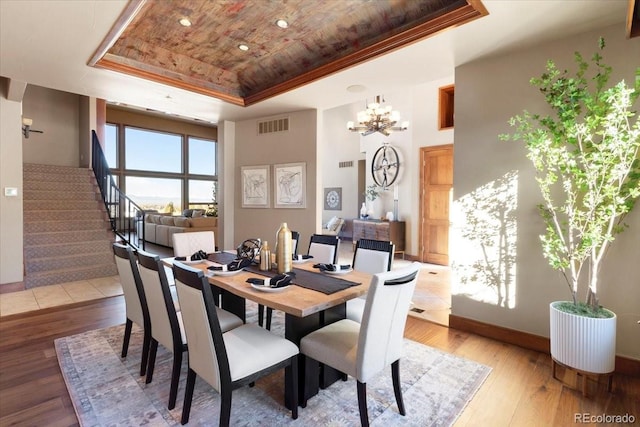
[393,199,399,221]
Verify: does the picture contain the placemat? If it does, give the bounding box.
[207,252,238,264]
[245,265,360,295]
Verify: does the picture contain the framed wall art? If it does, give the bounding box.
[274,162,306,208]
[324,187,342,210]
[241,165,269,208]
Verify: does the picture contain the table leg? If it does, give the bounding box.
[284,312,321,409]
[283,303,347,409]
[220,290,246,323]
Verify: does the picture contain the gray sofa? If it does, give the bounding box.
[143,213,218,248]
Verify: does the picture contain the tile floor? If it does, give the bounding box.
[0,241,451,325]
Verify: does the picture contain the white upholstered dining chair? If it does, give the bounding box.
[346,238,395,323]
[307,233,339,264]
[172,262,299,426]
[112,242,151,377]
[172,231,216,258]
[300,262,421,427]
[137,250,243,410]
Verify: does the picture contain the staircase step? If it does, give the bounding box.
[24,199,103,211]
[24,264,119,289]
[23,179,96,192]
[26,251,114,273]
[22,163,120,290]
[25,229,115,246]
[24,209,106,222]
[24,240,114,259]
[24,219,109,233]
[23,190,101,201]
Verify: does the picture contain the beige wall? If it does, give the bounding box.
[106,107,218,140]
[0,81,24,285]
[452,24,640,359]
[232,110,319,251]
[22,85,80,166]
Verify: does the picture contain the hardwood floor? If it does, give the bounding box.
[1,296,638,426]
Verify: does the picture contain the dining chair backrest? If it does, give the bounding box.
[173,262,228,392]
[291,231,300,256]
[112,243,147,329]
[307,234,339,264]
[172,231,216,258]
[352,239,394,274]
[357,262,420,382]
[137,250,184,353]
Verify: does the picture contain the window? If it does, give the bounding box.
[189,137,216,175]
[126,176,182,214]
[125,127,182,173]
[107,122,217,216]
[105,124,118,168]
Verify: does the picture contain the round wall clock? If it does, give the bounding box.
[371,144,400,188]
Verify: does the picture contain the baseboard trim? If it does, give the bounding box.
[449,314,640,377]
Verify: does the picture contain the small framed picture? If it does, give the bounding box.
[274,162,306,208]
[324,187,342,210]
[241,165,269,208]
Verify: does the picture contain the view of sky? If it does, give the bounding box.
[105,124,216,212]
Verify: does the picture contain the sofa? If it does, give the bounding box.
[143,212,218,248]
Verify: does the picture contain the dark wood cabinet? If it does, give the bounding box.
[352,219,405,256]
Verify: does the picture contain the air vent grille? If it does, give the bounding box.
[258,117,289,134]
[339,161,354,168]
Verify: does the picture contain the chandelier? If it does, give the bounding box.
[347,95,409,136]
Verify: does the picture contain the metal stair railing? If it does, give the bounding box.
[91,130,145,251]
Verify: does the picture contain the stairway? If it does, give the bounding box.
[23,163,118,289]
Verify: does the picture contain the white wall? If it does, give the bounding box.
[0,83,24,285]
[453,25,640,359]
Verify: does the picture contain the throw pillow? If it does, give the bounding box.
[182,209,193,218]
[192,209,204,218]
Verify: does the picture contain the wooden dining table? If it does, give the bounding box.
[162,253,373,408]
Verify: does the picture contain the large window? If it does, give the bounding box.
[107,124,217,215]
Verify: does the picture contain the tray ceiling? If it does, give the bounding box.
[90,0,488,107]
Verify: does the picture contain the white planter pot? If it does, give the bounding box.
[549,301,616,374]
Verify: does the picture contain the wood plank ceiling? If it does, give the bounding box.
[90,0,488,107]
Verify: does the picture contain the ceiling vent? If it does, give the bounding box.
[258,117,289,135]
[339,161,354,168]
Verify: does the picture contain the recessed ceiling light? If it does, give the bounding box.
[347,84,366,93]
[238,44,249,51]
[179,17,191,27]
[276,19,289,29]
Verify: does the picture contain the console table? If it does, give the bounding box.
[352,219,406,258]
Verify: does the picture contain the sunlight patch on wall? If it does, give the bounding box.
[451,170,519,309]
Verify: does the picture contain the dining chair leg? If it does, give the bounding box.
[287,355,299,419]
[391,359,406,416]
[140,330,151,377]
[121,318,133,358]
[357,380,370,427]
[220,388,232,427]
[146,339,158,384]
[181,369,197,425]
[168,350,182,410]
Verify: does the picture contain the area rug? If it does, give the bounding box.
[55,306,491,426]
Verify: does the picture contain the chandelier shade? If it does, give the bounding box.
[347,95,409,136]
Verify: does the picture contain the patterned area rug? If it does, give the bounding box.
[55,305,491,426]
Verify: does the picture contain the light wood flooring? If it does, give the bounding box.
[1,242,637,426]
[1,296,638,426]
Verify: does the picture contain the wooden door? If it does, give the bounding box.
[419,145,453,265]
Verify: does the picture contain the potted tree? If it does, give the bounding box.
[501,38,640,376]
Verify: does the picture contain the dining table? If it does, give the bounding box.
[162,252,373,409]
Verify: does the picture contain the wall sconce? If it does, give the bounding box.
[22,117,44,139]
